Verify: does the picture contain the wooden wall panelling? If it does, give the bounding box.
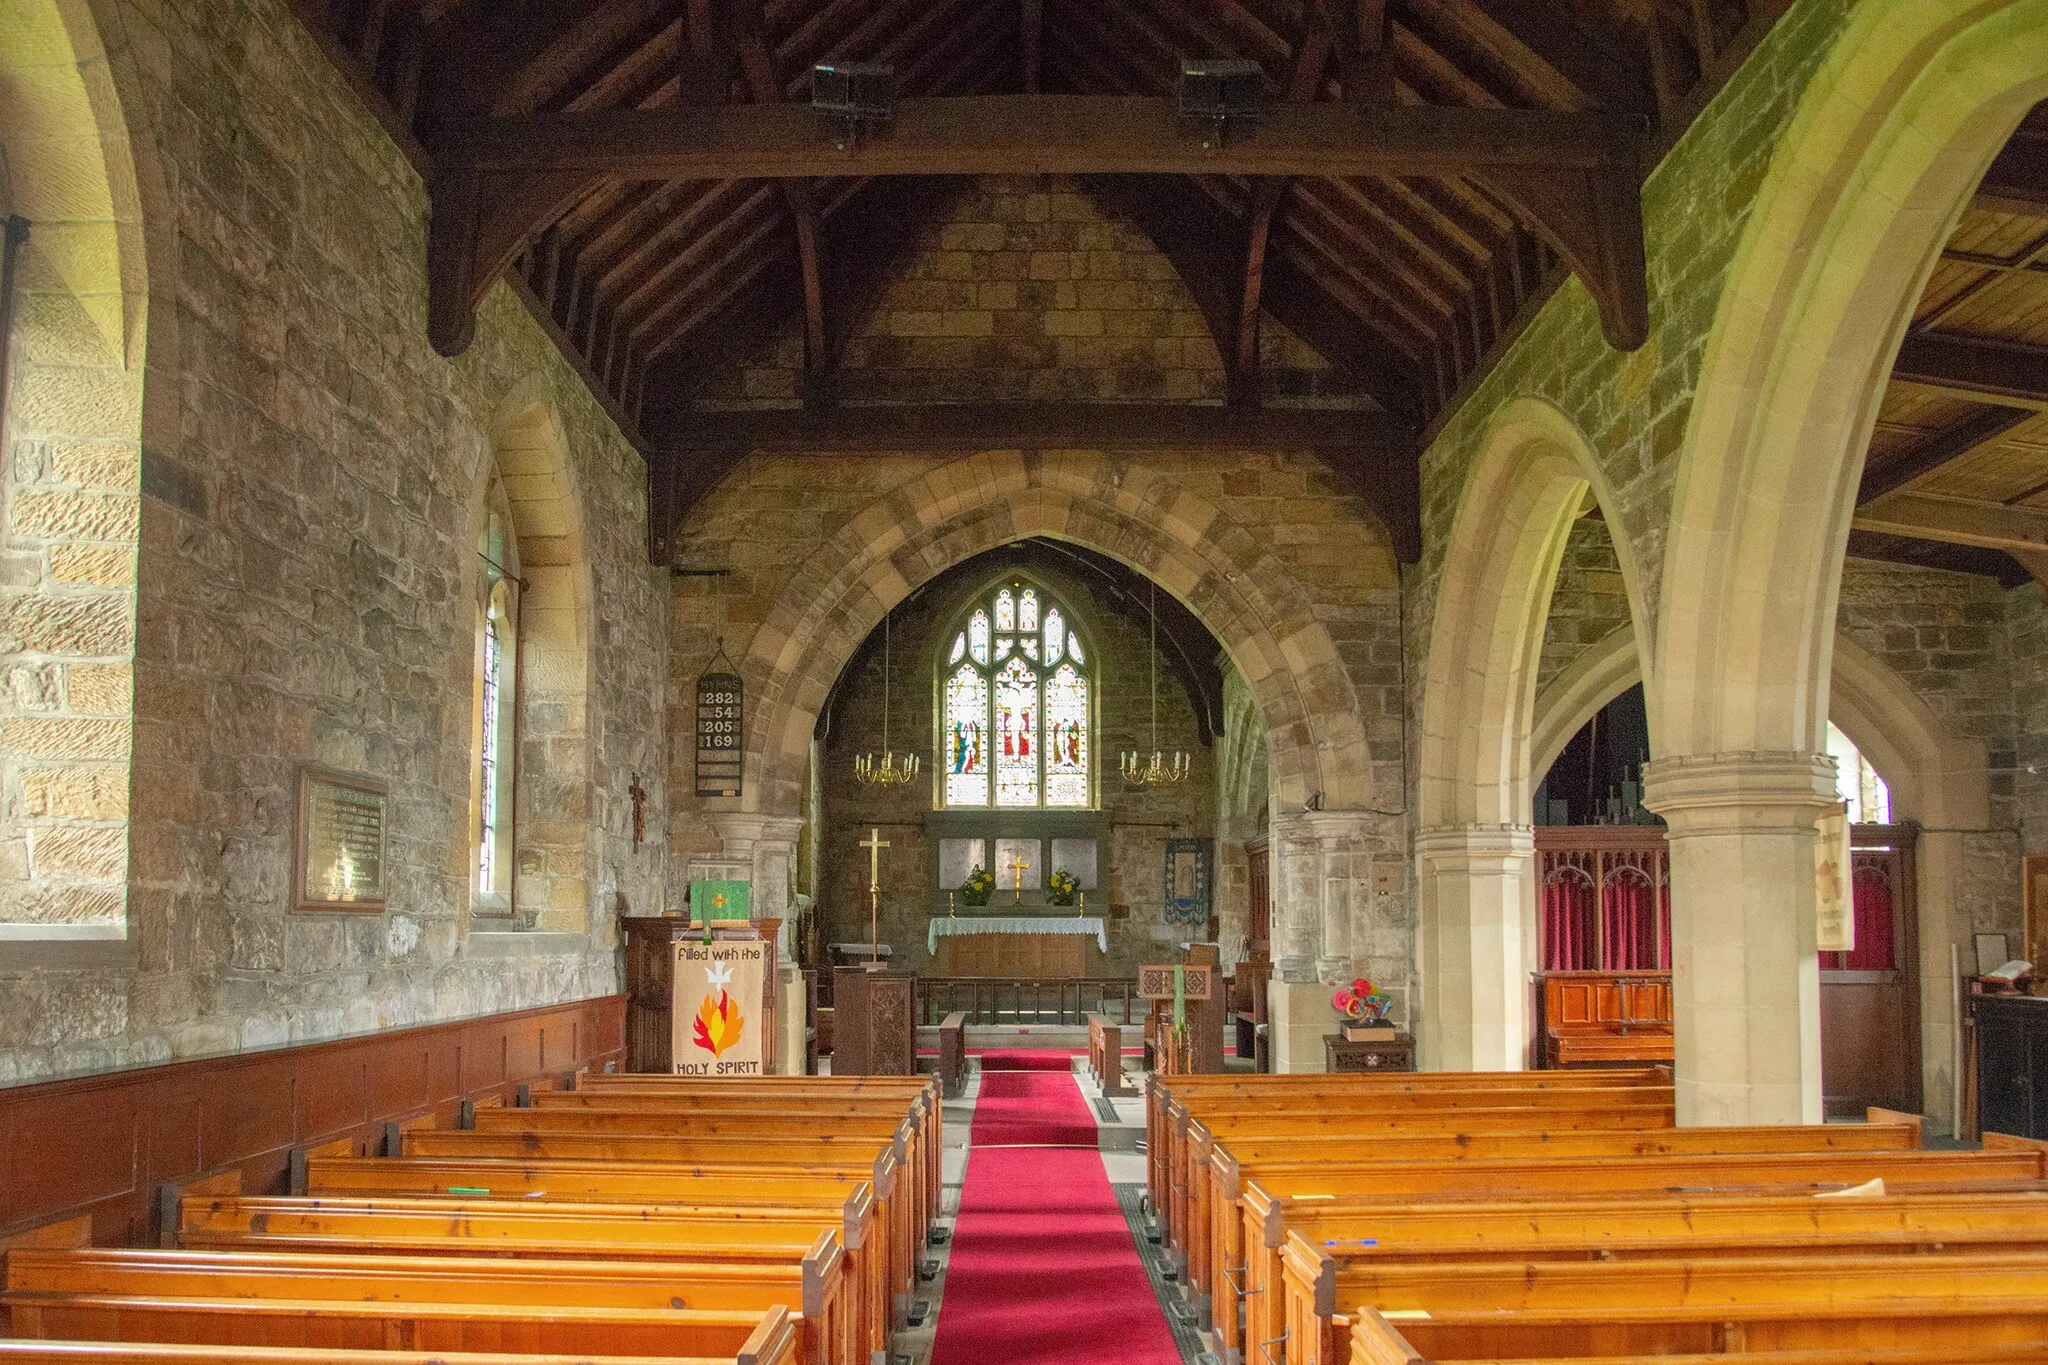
[0,995,624,1248]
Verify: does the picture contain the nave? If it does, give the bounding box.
[10,1047,2048,1364]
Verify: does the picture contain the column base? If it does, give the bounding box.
[1267,981,1338,1073]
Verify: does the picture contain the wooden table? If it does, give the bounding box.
[1324,1031,1415,1073]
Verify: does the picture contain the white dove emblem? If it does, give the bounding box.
[705,960,735,990]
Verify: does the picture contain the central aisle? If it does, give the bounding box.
[928,1052,1183,1365]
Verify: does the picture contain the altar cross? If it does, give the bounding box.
[859,827,890,963]
[1010,848,1030,904]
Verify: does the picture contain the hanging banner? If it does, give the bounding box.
[671,938,768,1075]
[695,669,743,798]
[1815,801,1855,953]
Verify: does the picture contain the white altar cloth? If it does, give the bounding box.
[927,915,1108,954]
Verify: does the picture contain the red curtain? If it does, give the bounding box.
[1824,867,1895,971]
[1602,876,1664,970]
[1543,876,1598,971]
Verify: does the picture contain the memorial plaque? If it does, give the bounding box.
[295,766,387,912]
[695,670,743,798]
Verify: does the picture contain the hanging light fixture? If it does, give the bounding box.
[1122,580,1190,787]
[854,608,920,787]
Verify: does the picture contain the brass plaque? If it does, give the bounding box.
[296,766,388,912]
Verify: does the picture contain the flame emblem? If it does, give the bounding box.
[692,987,746,1056]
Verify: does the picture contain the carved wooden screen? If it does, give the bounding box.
[1535,826,1671,972]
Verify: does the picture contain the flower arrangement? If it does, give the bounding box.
[960,864,996,906]
[1332,977,1393,1029]
[1047,866,1080,906]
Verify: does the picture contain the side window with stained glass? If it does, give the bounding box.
[938,579,1093,808]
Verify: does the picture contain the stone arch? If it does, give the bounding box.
[1658,0,2048,760]
[734,449,1389,1006]
[1530,624,1641,785]
[738,450,1377,824]
[0,0,152,942]
[464,379,594,933]
[1415,396,1650,1069]
[1644,0,2048,1125]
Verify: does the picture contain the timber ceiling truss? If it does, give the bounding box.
[1851,104,2048,586]
[286,0,1790,562]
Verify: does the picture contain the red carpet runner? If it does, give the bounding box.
[929,1055,1182,1365]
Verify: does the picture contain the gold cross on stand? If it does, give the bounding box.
[859,827,890,968]
[1010,849,1030,904]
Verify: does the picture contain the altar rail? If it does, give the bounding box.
[917,977,1142,1026]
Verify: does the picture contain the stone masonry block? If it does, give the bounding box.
[31,824,127,879]
[3,592,133,655]
[1,716,130,760]
[11,489,140,543]
[48,544,135,586]
[19,765,129,820]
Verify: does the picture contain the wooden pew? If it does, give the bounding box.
[1160,1085,1679,1271]
[174,1189,873,1355]
[4,1247,851,1365]
[523,1088,940,1238]
[0,1347,770,1365]
[1349,1315,2048,1365]
[1231,1146,2048,1364]
[1,1292,799,1363]
[299,1158,900,1357]
[1194,1113,1922,1327]
[1328,1254,2048,1363]
[1146,1069,1674,1223]
[1285,1222,2048,1364]
[1087,1016,1130,1097]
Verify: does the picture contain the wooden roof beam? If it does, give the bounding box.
[1892,332,2048,411]
[1975,132,2048,218]
[735,7,829,404]
[424,96,1646,356]
[1856,405,2036,505]
[1233,20,1338,405]
[1854,488,2048,555]
[651,402,1423,561]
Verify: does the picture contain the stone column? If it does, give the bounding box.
[1266,810,1402,1072]
[1414,825,1534,1072]
[705,813,807,920]
[1642,752,1836,1126]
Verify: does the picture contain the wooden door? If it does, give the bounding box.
[1246,837,1270,959]
[1819,827,1919,1117]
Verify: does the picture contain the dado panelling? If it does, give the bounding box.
[0,995,623,1246]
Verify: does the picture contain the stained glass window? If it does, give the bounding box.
[994,658,1038,806]
[936,578,1093,808]
[473,475,520,917]
[945,664,989,807]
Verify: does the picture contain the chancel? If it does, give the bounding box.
[8,0,2048,1361]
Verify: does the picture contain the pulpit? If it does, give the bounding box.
[622,915,779,1073]
[832,966,916,1075]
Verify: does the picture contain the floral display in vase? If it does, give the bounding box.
[960,864,995,907]
[1047,866,1080,906]
[1333,977,1395,1040]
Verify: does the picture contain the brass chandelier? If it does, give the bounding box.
[854,608,920,787]
[1122,581,1190,787]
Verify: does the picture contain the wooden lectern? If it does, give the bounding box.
[622,916,779,1073]
[831,966,915,1075]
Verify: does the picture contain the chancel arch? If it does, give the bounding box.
[1647,0,2048,1125]
[1416,396,1651,1072]
[730,448,1402,1068]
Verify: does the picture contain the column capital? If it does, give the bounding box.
[1414,823,1535,868]
[1641,751,1838,833]
[706,812,806,850]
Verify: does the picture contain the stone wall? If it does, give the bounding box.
[1536,514,1632,700]
[2011,584,2048,866]
[815,557,1215,977]
[0,0,666,1086]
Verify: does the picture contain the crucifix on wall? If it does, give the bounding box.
[629,775,647,847]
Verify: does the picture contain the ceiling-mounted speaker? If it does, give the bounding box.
[812,62,896,122]
[1176,58,1263,123]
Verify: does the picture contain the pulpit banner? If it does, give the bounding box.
[1815,802,1854,953]
[671,938,768,1075]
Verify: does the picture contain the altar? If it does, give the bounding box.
[928,915,1108,977]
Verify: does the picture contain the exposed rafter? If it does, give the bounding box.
[1853,490,2048,555]
[1892,332,2048,411]
[423,96,1649,357]
[1856,406,2037,505]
